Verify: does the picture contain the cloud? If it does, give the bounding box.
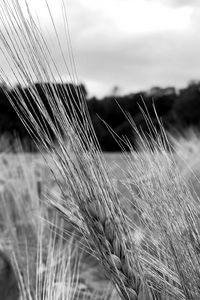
[69,28,200,96]
[66,1,200,96]
[148,0,199,8]
[0,0,200,97]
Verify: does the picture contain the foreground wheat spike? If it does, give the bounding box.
[52,143,155,299]
[81,200,148,300]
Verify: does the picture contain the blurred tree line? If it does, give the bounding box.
[0,80,200,152]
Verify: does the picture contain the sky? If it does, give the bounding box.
[1,0,200,97]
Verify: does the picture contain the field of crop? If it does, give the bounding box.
[0,134,200,299]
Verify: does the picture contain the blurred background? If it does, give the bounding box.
[0,0,200,152]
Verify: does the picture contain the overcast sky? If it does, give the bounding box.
[1,0,200,97]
